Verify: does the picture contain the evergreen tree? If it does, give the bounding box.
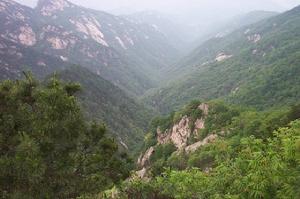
[0,73,131,198]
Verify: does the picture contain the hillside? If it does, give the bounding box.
[57,66,155,153]
[1,1,300,198]
[0,37,70,80]
[115,100,300,198]
[0,0,180,95]
[145,5,300,113]
[192,10,278,47]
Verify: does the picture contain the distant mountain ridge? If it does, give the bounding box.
[145,5,300,113]
[0,0,180,95]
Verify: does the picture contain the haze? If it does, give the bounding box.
[17,0,300,24]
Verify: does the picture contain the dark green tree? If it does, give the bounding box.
[0,73,130,198]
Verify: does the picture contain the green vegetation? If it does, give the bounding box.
[0,74,131,198]
[96,99,300,199]
[138,101,299,175]
[58,66,155,154]
[1,2,300,199]
[118,117,300,199]
[140,100,203,154]
[145,5,300,113]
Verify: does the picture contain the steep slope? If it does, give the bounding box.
[57,66,155,153]
[135,99,299,178]
[145,5,300,113]
[118,99,300,199]
[0,0,68,79]
[0,37,69,80]
[0,0,180,95]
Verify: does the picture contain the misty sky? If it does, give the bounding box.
[16,0,300,24]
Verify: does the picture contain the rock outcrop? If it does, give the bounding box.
[157,103,210,149]
[215,53,233,62]
[136,167,147,179]
[37,0,71,16]
[137,147,155,168]
[185,134,218,153]
[157,116,191,149]
[18,26,36,46]
[247,33,261,43]
[137,103,219,172]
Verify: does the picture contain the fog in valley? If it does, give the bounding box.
[17,0,300,25]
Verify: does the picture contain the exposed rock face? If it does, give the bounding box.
[0,1,6,12]
[18,26,36,46]
[115,36,127,49]
[1,0,179,96]
[69,16,108,47]
[157,116,192,149]
[136,167,147,179]
[137,147,154,167]
[138,103,215,170]
[194,118,205,133]
[170,116,191,149]
[199,103,209,115]
[38,0,71,16]
[185,134,218,153]
[47,37,68,49]
[244,28,251,34]
[215,53,233,62]
[157,128,171,145]
[247,34,261,43]
[157,103,210,149]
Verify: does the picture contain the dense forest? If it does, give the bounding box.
[0,74,132,198]
[1,76,299,198]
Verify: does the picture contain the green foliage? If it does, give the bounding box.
[150,143,177,176]
[58,66,155,154]
[166,152,188,170]
[150,112,175,135]
[0,74,131,198]
[148,100,202,139]
[122,120,300,199]
[173,100,202,124]
[140,100,299,180]
[150,143,177,163]
[145,6,300,113]
[200,101,240,138]
[230,108,293,138]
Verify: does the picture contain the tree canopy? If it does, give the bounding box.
[0,73,131,198]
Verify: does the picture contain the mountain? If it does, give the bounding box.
[145,5,300,113]
[0,37,70,80]
[124,11,193,52]
[0,0,180,95]
[191,10,278,47]
[57,66,155,153]
[0,0,69,79]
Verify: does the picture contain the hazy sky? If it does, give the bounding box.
[16,0,300,23]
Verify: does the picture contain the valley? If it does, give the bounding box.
[0,0,300,198]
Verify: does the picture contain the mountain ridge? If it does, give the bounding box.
[144,4,300,113]
[0,0,180,95]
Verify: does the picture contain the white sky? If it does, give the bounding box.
[15,0,300,23]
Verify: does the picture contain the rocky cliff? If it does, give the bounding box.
[137,103,219,177]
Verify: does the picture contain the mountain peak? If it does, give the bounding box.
[36,0,73,16]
